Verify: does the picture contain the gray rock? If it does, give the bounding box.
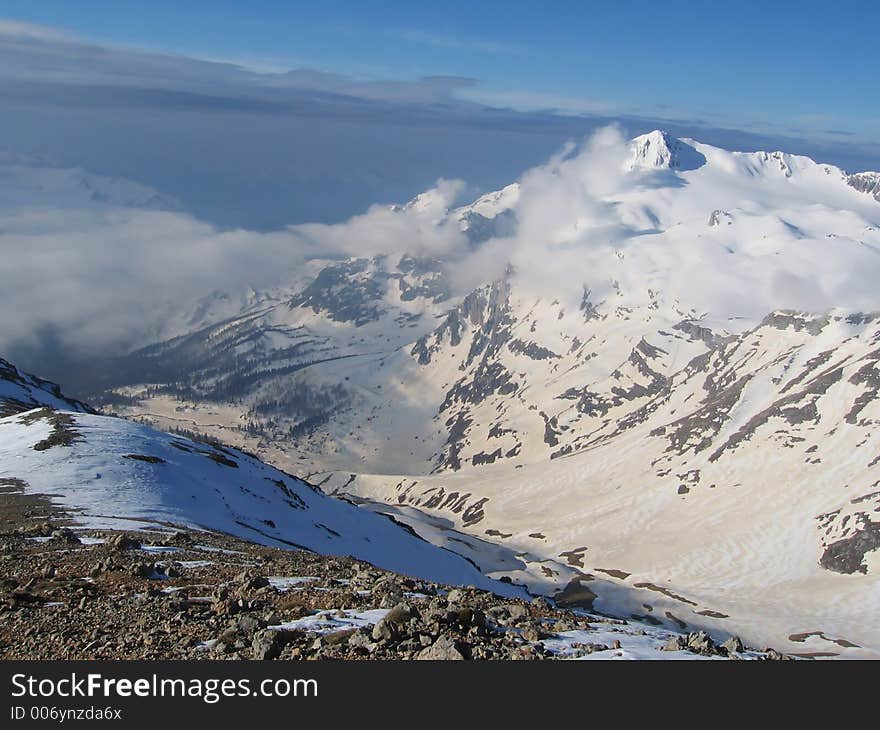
[371,618,398,643]
[161,531,193,547]
[384,602,415,625]
[520,627,541,642]
[397,638,422,653]
[235,615,262,637]
[109,534,140,551]
[324,628,357,646]
[347,630,373,650]
[129,562,155,578]
[445,589,464,604]
[50,528,80,544]
[378,592,404,608]
[449,607,483,628]
[251,629,295,660]
[721,636,744,655]
[762,648,788,661]
[487,603,529,623]
[416,634,466,660]
[234,571,269,590]
[686,631,715,654]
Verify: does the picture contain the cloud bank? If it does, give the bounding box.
[0,164,467,354]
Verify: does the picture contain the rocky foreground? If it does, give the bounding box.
[0,491,788,661]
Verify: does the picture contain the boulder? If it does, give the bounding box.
[721,636,744,655]
[416,634,467,660]
[251,629,297,660]
[109,534,141,551]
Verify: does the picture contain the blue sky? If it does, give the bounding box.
[2,0,878,140]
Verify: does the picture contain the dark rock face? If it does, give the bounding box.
[437,413,472,471]
[395,255,450,304]
[416,634,467,660]
[708,209,732,227]
[413,277,514,368]
[579,288,600,321]
[761,310,829,337]
[556,387,613,417]
[0,358,93,417]
[19,409,84,451]
[461,497,489,527]
[673,319,724,346]
[845,352,880,425]
[440,361,518,413]
[541,413,562,447]
[289,259,387,326]
[459,209,516,246]
[553,577,597,610]
[472,449,502,466]
[847,172,880,202]
[508,339,559,361]
[820,520,880,575]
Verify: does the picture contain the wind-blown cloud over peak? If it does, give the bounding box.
[453,126,880,319]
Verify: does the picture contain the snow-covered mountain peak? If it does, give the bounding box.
[400,189,448,215]
[627,129,706,171]
[36,128,880,656]
[457,183,521,220]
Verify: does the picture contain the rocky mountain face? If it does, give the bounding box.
[1,356,93,417]
[848,171,880,202]
[79,131,880,657]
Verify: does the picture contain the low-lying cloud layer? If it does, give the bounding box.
[0,165,468,354]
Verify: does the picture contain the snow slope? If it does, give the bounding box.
[0,375,518,595]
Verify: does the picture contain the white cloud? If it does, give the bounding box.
[395,29,523,55]
[458,87,618,116]
[0,19,72,41]
[0,165,467,353]
[450,126,880,322]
